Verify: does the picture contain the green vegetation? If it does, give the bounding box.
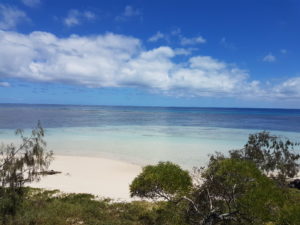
[130,131,300,225]
[130,161,192,201]
[0,182,298,225]
[229,131,300,182]
[129,158,300,224]
[0,188,190,225]
[0,127,299,225]
[0,122,53,223]
[187,159,288,224]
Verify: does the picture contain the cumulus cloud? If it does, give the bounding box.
[148,31,165,42]
[2,29,300,100]
[273,77,300,98]
[0,4,30,30]
[21,0,40,8]
[63,9,96,27]
[180,36,206,45]
[0,29,267,99]
[263,53,276,62]
[0,82,10,87]
[115,5,142,22]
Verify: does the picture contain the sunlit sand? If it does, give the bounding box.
[30,155,141,201]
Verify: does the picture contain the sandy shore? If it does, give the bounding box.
[29,155,142,201]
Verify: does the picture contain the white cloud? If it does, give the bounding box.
[169,57,248,96]
[149,29,205,47]
[63,9,96,27]
[0,30,142,88]
[2,29,300,100]
[148,31,165,42]
[0,82,10,87]
[21,0,40,8]
[263,53,276,62]
[0,4,29,30]
[115,5,141,22]
[180,36,206,45]
[273,77,300,98]
[0,29,265,99]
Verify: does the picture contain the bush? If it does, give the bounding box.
[130,161,192,201]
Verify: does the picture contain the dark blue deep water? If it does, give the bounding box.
[0,104,300,132]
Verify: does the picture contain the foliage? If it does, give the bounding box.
[0,186,298,225]
[1,130,299,225]
[186,158,286,225]
[130,161,192,201]
[0,188,189,225]
[0,122,53,221]
[228,131,300,181]
[129,131,300,225]
[277,189,300,224]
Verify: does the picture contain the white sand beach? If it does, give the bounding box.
[29,155,142,201]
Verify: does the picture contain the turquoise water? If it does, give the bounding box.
[1,104,300,168]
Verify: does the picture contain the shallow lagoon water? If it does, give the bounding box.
[1,125,300,169]
[1,105,300,168]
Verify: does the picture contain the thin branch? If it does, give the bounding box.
[0,133,35,169]
[206,188,213,211]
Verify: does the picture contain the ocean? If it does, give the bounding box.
[1,104,300,168]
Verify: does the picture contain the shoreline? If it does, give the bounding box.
[29,155,142,201]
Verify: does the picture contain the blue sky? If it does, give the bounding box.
[0,0,299,108]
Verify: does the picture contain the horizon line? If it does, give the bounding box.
[0,102,299,111]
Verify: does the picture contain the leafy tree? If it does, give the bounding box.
[130,161,192,201]
[211,131,300,182]
[0,122,53,222]
[130,159,290,225]
[130,132,300,225]
[186,158,285,225]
